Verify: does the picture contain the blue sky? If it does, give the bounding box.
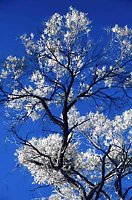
[0,0,132,199]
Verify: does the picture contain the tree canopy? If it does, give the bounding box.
[0,7,132,200]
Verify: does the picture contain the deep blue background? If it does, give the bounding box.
[0,0,132,199]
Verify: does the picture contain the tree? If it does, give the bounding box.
[0,7,132,200]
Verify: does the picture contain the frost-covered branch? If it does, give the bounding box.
[0,6,131,200]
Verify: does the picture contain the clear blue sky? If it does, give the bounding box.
[0,0,132,199]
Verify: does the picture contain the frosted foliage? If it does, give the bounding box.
[67,106,86,128]
[76,108,132,146]
[68,107,132,164]
[48,186,83,200]
[16,134,101,199]
[16,133,100,185]
[104,66,125,88]
[0,56,25,80]
[0,7,93,121]
[19,6,91,78]
[16,109,132,199]
[66,7,90,32]
[16,134,83,185]
[6,70,52,121]
[0,8,131,123]
[44,13,63,36]
[0,7,131,200]
[112,24,132,37]
[33,191,82,200]
[65,7,91,44]
[112,24,132,58]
